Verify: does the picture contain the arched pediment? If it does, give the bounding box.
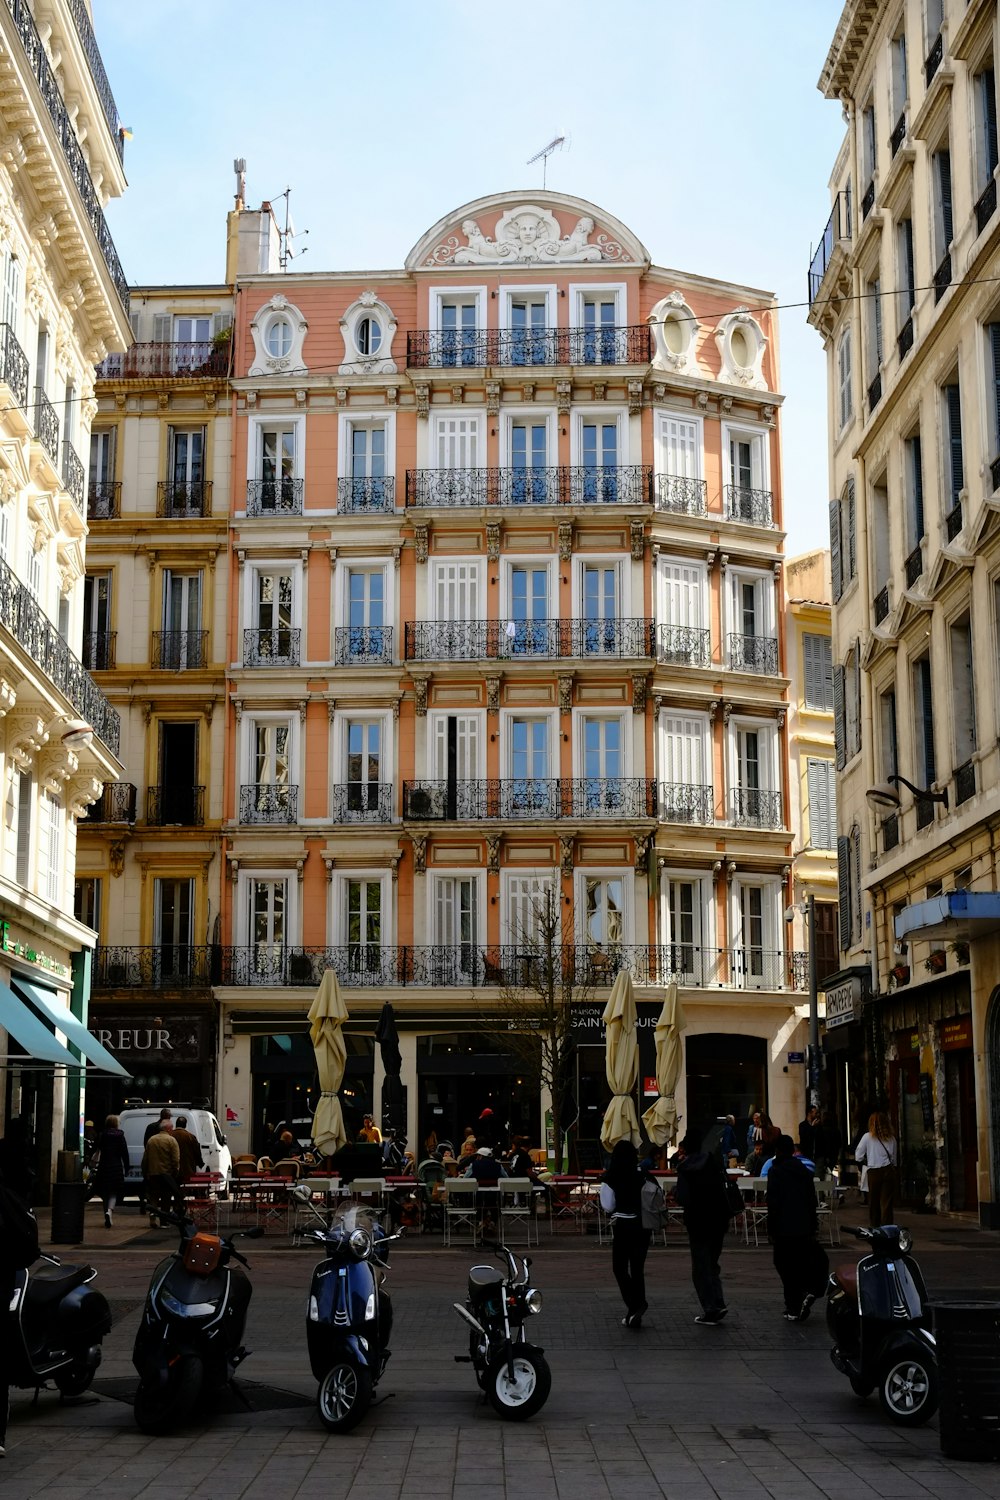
[406,191,649,271]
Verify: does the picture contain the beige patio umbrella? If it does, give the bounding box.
[308,968,349,1156]
[642,981,687,1147]
[600,970,641,1151]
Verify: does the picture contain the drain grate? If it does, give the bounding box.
[93,1376,312,1413]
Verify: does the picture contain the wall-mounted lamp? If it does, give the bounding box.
[490,733,496,742]
[53,716,94,750]
[866,773,948,812]
[562,732,569,742]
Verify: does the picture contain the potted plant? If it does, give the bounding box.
[951,940,970,965]
[925,949,947,974]
[891,961,910,984]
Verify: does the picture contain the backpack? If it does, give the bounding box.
[0,1181,40,1270]
[640,1176,668,1231]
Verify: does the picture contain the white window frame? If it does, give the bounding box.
[332,709,394,786]
[660,866,715,976]
[500,868,558,949]
[430,285,488,334]
[241,558,304,663]
[654,409,704,481]
[726,566,776,644]
[575,867,632,949]
[245,412,305,497]
[570,407,628,466]
[569,282,627,330]
[0,496,11,563]
[427,557,485,622]
[729,875,784,990]
[572,709,631,778]
[427,871,486,975]
[572,554,629,618]
[657,711,713,815]
[242,713,299,787]
[330,869,394,948]
[722,420,770,492]
[657,554,709,630]
[38,789,62,905]
[837,326,853,431]
[424,708,485,781]
[235,868,299,947]
[335,557,393,628]
[429,410,486,471]
[499,407,558,469]
[501,555,558,618]
[498,285,557,336]
[727,715,780,793]
[500,708,558,779]
[337,410,396,480]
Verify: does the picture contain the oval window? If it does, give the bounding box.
[663,315,685,356]
[266,317,292,357]
[730,327,750,367]
[357,316,382,355]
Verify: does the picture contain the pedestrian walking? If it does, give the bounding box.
[599,1140,653,1329]
[765,1134,829,1321]
[172,1115,204,1185]
[855,1111,899,1227]
[140,1109,172,1215]
[814,1109,842,1178]
[87,1114,130,1227]
[798,1105,819,1159]
[675,1130,729,1325]
[141,1120,181,1225]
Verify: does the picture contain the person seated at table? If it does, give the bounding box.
[464,1144,507,1184]
[358,1115,382,1145]
[760,1143,815,1179]
[744,1140,767,1176]
[458,1128,477,1160]
[382,1129,409,1175]
[276,1130,304,1162]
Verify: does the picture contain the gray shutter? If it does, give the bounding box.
[837,835,852,952]
[803,635,821,707]
[153,314,171,344]
[829,498,843,601]
[852,825,863,946]
[212,312,233,336]
[128,311,141,340]
[853,642,863,757]
[807,759,834,847]
[846,476,857,579]
[833,664,846,769]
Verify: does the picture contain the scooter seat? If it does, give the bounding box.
[25,1264,91,1308]
[468,1265,504,1290]
[833,1264,858,1299]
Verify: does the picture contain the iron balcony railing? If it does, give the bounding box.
[867,372,883,414]
[976,178,998,237]
[32,387,59,465]
[157,479,212,518]
[0,322,28,407]
[730,787,783,828]
[729,948,806,992]
[723,484,773,526]
[406,325,650,369]
[0,554,119,753]
[246,478,303,516]
[151,630,208,670]
[88,480,121,519]
[945,501,963,541]
[4,0,129,313]
[330,782,395,823]
[96,341,228,380]
[861,179,876,222]
[808,189,852,305]
[660,782,715,824]
[657,624,711,668]
[955,760,976,806]
[889,111,907,158]
[333,625,393,666]
[402,778,655,821]
[405,465,652,508]
[243,627,301,667]
[882,812,900,853]
[873,585,890,624]
[66,0,124,161]
[897,317,914,362]
[728,632,779,675]
[94,946,213,990]
[238,783,298,824]
[404,617,654,662]
[82,630,116,671]
[82,782,136,823]
[146,785,205,826]
[905,545,924,586]
[61,442,85,513]
[654,472,707,516]
[337,476,395,513]
[916,796,935,830]
[925,30,943,86]
[933,252,952,303]
[991,455,1000,494]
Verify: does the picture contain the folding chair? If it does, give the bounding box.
[183,1175,218,1232]
[547,1176,583,1234]
[498,1178,539,1247]
[443,1179,478,1246]
[349,1178,386,1212]
[737,1178,768,1247]
[815,1177,842,1246]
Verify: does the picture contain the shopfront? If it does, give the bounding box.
[86,1007,215,1122]
[249,1028,374,1155]
[417,1031,538,1153]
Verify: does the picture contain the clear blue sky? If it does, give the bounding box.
[95,0,845,556]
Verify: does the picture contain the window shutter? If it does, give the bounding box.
[852,825,863,946]
[853,641,862,757]
[846,476,857,579]
[803,635,820,707]
[940,150,953,246]
[829,498,843,600]
[807,759,834,848]
[985,70,999,175]
[213,312,233,336]
[128,311,141,340]
[945,384,964,502]
[153,314,171,344]
[989,325,1000,458]
[833,664,846,769]
[837,835,852,952]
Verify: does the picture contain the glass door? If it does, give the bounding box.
[581,422,618,501]
[510,421,549,503]
[346,879,382,977]
[509,565,549,655]
[154,877,194,982]
[582,564,617,654]
[510,719,553,817]
[667,878,701,982]
[582,717,622,814]
[346,720,381,815]
[248,878,286,984]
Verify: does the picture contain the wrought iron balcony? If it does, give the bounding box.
[654,472,707,516]
[32,387,59,464]
[0,554,119,754]
[94,946,213,989]
[0,322,28,407]
[955,759,976,806]
[925,30,943,86]
[146,785,206,826]
[405,620,487,661]
[88,480,120,519]
[246,478,303,516]
[897,317,914,362]
[945,501,963,541]
[405,464,652,508]
[152,630,208,670]
[881,812,899,853]
[406,325,650,369]
[905,545,924,587]
[337,475,395,513]
[889,111,907,158]
[933,252,951,303]
[730,787,783,828]
[243,627,301,667]
[565,779,657,818]
[333,625,393,665]
[494,619,563,659]
[404,617,653,661]
[861,179,875,221]
[61,442,85,513]
[238,783,298,824]
[96,341,228,380]
[723,485,773,526]
[727,633,779,675]
[330,782,394,823]
[867,372,883,414]
[660,782,715,824]
[976,178,998,237]
[657,624,711,668]
[82,782,136,823]
[66,0,124,161]
[808,190,852,305]
[730,948,804,992]
[82,630,116,671]
[157,479,212,518]
[402,778,654,821]
[873,585,890,624]
[5,0,129,313]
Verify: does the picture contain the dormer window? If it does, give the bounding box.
[339,293,397,373]
[357,316,381,356]
[265,317,292,358]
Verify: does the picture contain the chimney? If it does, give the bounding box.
[225,163,281,282]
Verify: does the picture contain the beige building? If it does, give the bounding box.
[809,0,1000,1220]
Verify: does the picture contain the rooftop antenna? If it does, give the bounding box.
[272,186,309,271]
[526,133,567,189]
[233,157,246,210]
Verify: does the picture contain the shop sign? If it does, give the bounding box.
[0,920,70,980]
[643,1075,657,1097]
[940,1016,973,1052]
[787,1051,804,1064]
[571,1001,663,1039]
[90,1012,208,1063]
[824,976,859,1029]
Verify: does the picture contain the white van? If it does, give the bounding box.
[118,1102,233,1197]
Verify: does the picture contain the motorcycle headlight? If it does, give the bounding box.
[160,1290,216,1318]
[349,1229,372,1259]
[525,1288,543,1315]
[364,1292,376,1322]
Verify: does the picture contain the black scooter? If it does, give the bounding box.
[453,1242,551,1420]
[826,1223,938,1425]
[7,1253,111,1398]
[132,1211,263,1433]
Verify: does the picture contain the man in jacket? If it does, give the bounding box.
[766,1134,828,1321]
[172,1116,204,1184]
[675,1131,730,1325]
[141,1122,181,1225]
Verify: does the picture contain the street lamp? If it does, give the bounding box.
[786,894,820,1109]
[866,773,948,811]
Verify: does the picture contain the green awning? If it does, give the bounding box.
[0,979,78,1066]
[11,977,130,1077]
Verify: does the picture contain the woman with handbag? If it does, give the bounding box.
[88,1113,130,1228]
[599,1140,654,1329]
[855,1111,899,1227]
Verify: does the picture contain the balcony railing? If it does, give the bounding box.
[404,617,654,662]
[66,0,124,161]
[405,465,652,508]
[945,501,963,541]
[333,625,394,665]
[32,387,59,464]
[0,554,119,753]
[151,630,208,670]
[157,480,212,518]
[246,478,303,516]
[992,455,1000,494]
[238,783,298,824]
[955,759,976,806]
[873,585,890,624]
[933,252,951,303]
[88,480,121,520]
[82,782,136,823]
[5,0,129,313]
[882,812,899,853]
[654,473,707,517]
[657,624,711,667]
[243,627,301,667]
[96,341,228,380]
[728,633,779,675]
[406,325,650,369]
[808,190,852,305]
[337,476,396,514]
[730,787,783,828]
[730,948,806,992]
[82,630,116,671]
[861,179,875,221]
[976,178,998,237]
[867,371,883,414]
[95,946,213,989]
[916,796,935,830]
[925,30,943,86]
[61,442,85,513]
[660,782,715,824]
[890,111,907,158]
[905,545,923,586]
[330,782,395,823]
[897,316,914,362]
[402,778,656,821]
[0,322,28,407]
[723,485,773,526]
[146,785,206,826]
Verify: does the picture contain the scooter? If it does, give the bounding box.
[826,1222,938,1425]
[453,1242,551,1420]
[132,1211,263,1433]
[292,1185,402,1433]
[7,1252,111,1398]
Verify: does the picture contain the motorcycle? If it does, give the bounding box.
[7,1252,111,1398]
[827,1222,938,1426]
[132,1210,263,1433]
[292,1185,402,1433]
[453,1242,551,1420]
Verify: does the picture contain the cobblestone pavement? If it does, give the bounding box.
[3,1200,999,1499]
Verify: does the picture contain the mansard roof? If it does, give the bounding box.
[405,190,650,273]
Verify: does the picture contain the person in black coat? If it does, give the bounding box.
[676,1131,730,1325]
[766,1134,828,1320]
[89,1114,131,1228]
[599,1140,654,1329]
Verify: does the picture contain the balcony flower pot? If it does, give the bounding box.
[951,941,970,965]
[924,949,947,974]
[891,963,910,984]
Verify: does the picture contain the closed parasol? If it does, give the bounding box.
[600,970,640,1151]
[376,1000,403,1136]
[641,981,686,1147]
[308,969,349,1156]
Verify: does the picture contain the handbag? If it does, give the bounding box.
[640,1176,668,1230]
[723,1177,745,1219]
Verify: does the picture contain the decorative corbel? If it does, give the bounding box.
[486,675,501,716]
[411,834,427,876]
[392,546,401,570]
[651,382,666,403]
[521,381,535,404]
[145,549,158,574]
[114,391,126,411]
[327,699,337,723]
[558,522,573,562]
[762,404,775,424]
[392,698,401,721]
[203,700,214,726]
[335,387,348,408]
[323,856,336,879]
[67,773,102,820]
[709,699,719,721]
[653,694,663,721]
[631,673,648,716]
[712,860,722,878]
[721,396,733,414]
[109,838,127,878]
[705,550,717,570]
[413,677,429,716]
[592,381,606,402]
[245,390,257,407]
[7,710,47,763]
[233,698,243,721]
[142,703,153,726]
[157,392,168,410]
[295,858,306,883]
[726,859,737,882]
[696,392,709,410]
[556,380,572,415]
[487,836,501,875]
[560,837,574,878]
[385,386,398,406]
[719,553,729,574]
[413,523,429,565]
[485,380,500,417]
[298,700,308,723]
[0,675,16,716]
[627,380,643,415]
[634,834,650,874]
[559,675,573,716]
[294,389,308,406]
[781,864,791,880]
[227,855,240,884]
[387,855,400,884]
[773,560,782,579]
[486,522,501,562]
[204,390,217,410]
[236,548,247,571]
[415,384,430,420]
[630,520,645,561]
[776,708,786,728]
[450,384,464,405]
[723,703,733,724]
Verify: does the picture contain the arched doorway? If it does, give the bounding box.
[685,1033,768,1141]
[986,989,1000,1217]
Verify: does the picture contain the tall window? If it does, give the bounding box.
[950,615,976,774]
[986,325,1000,471]
[509,718,553,815]
[434,413,480,469]
[581,718,623,813]
[975,64,998,198]
[933,144,953,265]
[667,877,703,979]
[510,420,549,502]
[440,299,478,367]
[247,878,285,981]
[2,248,19,333]
[580,295,617,364]
[259,425,296,507]
[155,877,196,982]
[434,876,479,980]
[912,654,936,820]
[862,101,877,192]
[83,572,112,671]
[38,791,62,905]
[508,564,550,655]
[879,688,898,780]
[583,876,624,949]
[581,563,619,654]
[15,771,31,886]
[866,274,883,391]
[254,571,293,654]
[837,327,852,430]
[162,570,203,669]
[580,421,618,501]
[660,715,712,823]
[803,634,833,710]
[168,427,205,485]
[830,475,856,600]
[251,721,291,816]
[74,876,101,933]
[504,872,556,948]
[891,28,908,124]
[732,881,781,988]
[346,719,382,814]
[509,298,548,366]
[806,760,836,849]
[346,879,381,972]
[943,380,964,515]
[897,218,915,326]
[89,428,115,507]
[905,432,925,549]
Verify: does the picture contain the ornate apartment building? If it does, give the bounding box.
[809,0,1000,1220]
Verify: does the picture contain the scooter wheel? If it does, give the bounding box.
[134,1355,203,1434]
[317,1359,373,1433]
[486,1346,551,1421]
[877,1349,939,1426]
[54,1362,95,1398]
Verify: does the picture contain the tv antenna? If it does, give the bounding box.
[526,133,567,189]
[272,186,309,271]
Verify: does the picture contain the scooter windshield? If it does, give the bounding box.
[330,1204,378,1236]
